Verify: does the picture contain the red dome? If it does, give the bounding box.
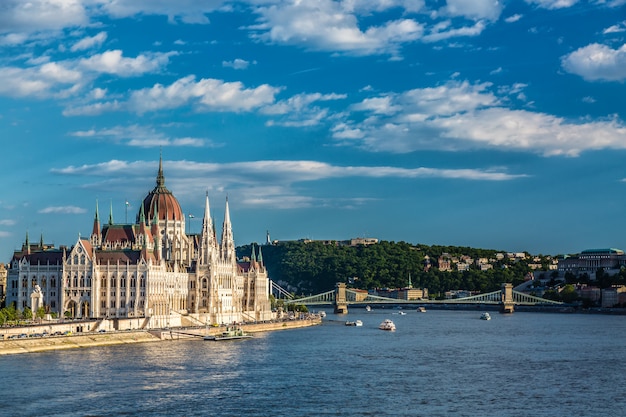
[138,158,184,223]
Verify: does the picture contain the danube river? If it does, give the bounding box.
[1,309,625,417]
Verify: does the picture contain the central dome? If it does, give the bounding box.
[138,157,184,223]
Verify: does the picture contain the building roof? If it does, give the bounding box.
[139,156,184,223]
[12,250,64,265]
[95,250,144,265]
[580,248,624,255]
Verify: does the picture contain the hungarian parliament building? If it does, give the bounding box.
[5,157,273,328]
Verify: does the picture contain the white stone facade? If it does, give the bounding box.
[6,158,273,328]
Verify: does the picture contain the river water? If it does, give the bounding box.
[1,309,624,417]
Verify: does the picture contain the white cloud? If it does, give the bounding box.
[332,80,626,156]
[69,124,214,148]
[561,43,626,82]
[249,0,423,56]
[71,31,107,52]
[261,92,347,127]
[0,64,82,98]
[442,0,503,22]
[525,0,579,9]
[53,159,524,188]
[38,206,87,214]
[0,219,16,226]
[342,0,426,14]
[505,14,523,23]
[0,0,89,36]
[79,50,176,77]
[127,75,281,114]
[422,20,486,43]
[223,59,252,69]
[603,22,626,34]
[262,92,346,115]
[351,96,402,115]
[100,0,227,24]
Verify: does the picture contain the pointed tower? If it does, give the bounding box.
[220,197,236,262]
[138,200,148,248]
[151,202,161,261]
[91,200,102,247]
[24,231,30,255]
[108,200,114,225]
[39,233,44,248]
[199,191,217,265]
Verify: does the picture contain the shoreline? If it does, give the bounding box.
[0,317,322,356]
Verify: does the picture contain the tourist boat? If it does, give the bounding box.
[378,319,396,331]
[417,306,426,313]
[480,312,491,321]
[345,320,363,327]
[204,326,253,341]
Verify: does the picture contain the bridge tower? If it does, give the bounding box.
[334,282,348,314]
[500,283,514,313]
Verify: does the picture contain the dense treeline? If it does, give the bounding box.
[238,241,535,296]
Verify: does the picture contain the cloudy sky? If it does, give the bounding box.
[1,0,625,260]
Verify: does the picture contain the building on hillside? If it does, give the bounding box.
[5,157,273,328]
[558,248,626,278]
[601,285,626,308]
[374,287,428,300]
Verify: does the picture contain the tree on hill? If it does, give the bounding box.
[238,240,530,295]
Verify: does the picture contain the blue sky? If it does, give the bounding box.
[1,0,626,260]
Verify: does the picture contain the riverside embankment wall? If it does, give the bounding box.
[0,317,322,356]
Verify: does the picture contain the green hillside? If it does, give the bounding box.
[238,240,544,296]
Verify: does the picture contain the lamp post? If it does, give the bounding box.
[188,214,195,235]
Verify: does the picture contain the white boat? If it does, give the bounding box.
[417,306,426,313]
[365,305,371,312]
[395,311,407,315]
[345,320,363,327]
[480,312,491,321]
[379,319,396,331]
[318,311,326,318]
[204,326,253,341]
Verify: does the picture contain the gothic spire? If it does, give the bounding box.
[156,150,165,190]
[220,197,235,261]
[108,200,114,225]
[92,199,101,238]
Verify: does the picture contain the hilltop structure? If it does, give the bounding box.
[5,157,273,328]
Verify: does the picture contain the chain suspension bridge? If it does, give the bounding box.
[272,282,563,314]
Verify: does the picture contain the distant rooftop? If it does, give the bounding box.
[580,248,624,255]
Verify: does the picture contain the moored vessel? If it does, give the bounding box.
[204,326,253,341]
[378,319,396,331]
